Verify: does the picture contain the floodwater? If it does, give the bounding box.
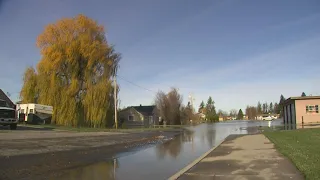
[59,120,283,180]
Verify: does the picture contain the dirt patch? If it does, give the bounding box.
[0,129,182,180]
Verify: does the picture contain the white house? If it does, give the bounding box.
[17,103,53,123]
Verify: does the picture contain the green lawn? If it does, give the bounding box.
[264,128,320,180]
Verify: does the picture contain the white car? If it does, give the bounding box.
[262,115,273,121]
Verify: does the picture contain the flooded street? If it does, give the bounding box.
[58,120,283,180]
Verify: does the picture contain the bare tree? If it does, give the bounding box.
[230,109,237,118]
[180,105,194,124]
[167,88,183,125]
[155,88,183,125]
[155,90,169,124]
[245,106,257,120]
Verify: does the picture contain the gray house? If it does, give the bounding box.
[0,89,15,108]
[119,105,160,128]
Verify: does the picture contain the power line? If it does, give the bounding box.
[116,75,156,93]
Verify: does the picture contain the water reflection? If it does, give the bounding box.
[156,130,194,159]
[57,159,119,180]
[58,120,283,180]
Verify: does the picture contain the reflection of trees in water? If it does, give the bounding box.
[206,125,216,147]
[156,130,194,159]
[56,159,119,180]
[182,130,194,142]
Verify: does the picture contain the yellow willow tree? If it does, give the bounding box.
[20,67,38,103]
[20,14,120,127]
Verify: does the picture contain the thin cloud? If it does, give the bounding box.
[119,35,320,110]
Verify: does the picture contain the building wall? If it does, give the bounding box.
[18,104,36,121]
[291,103,296,123]
[283,105,287,123]
[118,107,144,127]
[283,101,295,124]
[295,99,320,124]
[151,108,160,125]
[119,107,160,128]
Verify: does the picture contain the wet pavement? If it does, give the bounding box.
[57,120,283,180]
[179,134,304,180]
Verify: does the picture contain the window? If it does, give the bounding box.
[128,115,134,121]
[30,109,34,113]
[149,116,153,124]
[0,100,7,107]
[306,105,319,113]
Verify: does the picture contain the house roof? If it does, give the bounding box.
[284,96,320,104]
[0,89,14,108]
[132,105,155,116]
[287,96,320,100]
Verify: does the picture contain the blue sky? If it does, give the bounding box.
[0,0,320,112]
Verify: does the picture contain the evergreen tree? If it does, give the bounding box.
[279,95,286,117]
[301,92,306,97]
[262,103,266,114]
[269,102,273,114]
[265,102,269,113]
[274,102,279,114]
[237,109,244,120]
[205,96,218,122]
[257,101,262,114]
[198,100,205,113]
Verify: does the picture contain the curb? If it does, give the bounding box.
[168,136,227,180]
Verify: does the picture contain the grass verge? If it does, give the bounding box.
[264,128,320,180]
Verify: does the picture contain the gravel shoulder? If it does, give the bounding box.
[0,127,182,180]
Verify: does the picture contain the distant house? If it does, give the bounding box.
[118,105,159,128]
[0,89,15,108]
[224,116,233,120]
[218,115,224,121]
[196,112,206,120]
[283,96,320,124]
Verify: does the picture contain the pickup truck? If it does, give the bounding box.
[0,100,18,130]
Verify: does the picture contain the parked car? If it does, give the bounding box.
[0,100,18,130]
[262,115,273,121]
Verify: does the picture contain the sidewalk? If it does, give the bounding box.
[178,134,304,180]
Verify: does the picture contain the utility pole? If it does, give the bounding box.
[114,76,118,129]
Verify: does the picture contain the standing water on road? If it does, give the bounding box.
[58,120,282,180]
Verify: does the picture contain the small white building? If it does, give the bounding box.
[17,103,53,123]
[256,114,279,120]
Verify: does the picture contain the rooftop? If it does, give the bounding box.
[286,96,320,101]
[0,89,14,108]
[120,105,156,116]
